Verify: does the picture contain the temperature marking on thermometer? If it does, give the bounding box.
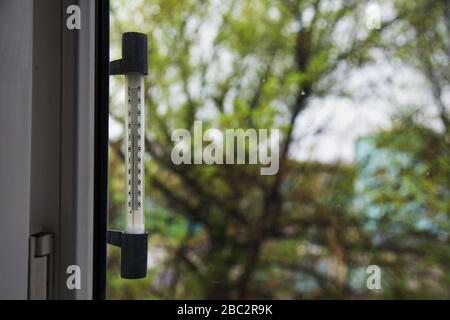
[126,74,145,234]
[130,87,139,214]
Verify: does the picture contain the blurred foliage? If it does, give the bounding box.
[107,0,450,299]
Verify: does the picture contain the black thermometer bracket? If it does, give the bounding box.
[107,230,148,279]
[110,32,148,76]
[108,32,149,280]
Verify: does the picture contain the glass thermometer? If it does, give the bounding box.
[108,32,149,279]
[125,73,145,234]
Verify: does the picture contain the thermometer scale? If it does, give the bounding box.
[126,74,145,234]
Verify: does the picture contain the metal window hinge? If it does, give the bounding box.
[28,232,53,300]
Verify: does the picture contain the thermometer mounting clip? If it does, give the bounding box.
[110,32,148,76]
[107,230,148,279]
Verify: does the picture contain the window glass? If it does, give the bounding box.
[107,0,450,299]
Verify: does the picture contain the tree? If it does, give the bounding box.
[392,0,450,133]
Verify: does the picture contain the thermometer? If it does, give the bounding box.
[108,32,149,279]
